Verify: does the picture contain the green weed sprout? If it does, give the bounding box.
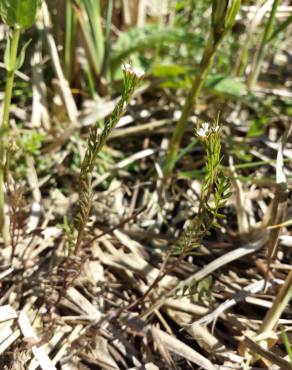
[164,0,241,176]
[0,0,42,234]
[74,64,144,255]
[175,121,231,260]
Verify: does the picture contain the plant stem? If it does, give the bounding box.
[268,13,292,43]
[164,39,218,175]
[101,0,113,78]
[2,28,20,128]
[65,0,74,80]
[248,0,280,89]
[0,27,20,233]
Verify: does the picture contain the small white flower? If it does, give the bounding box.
[122,63,144,78]
[122,63,132,73]
[132,67,144,78]
[197,128,206,137]
[196,122,210,138]
[211,125,220,133]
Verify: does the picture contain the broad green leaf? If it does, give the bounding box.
[151,63,192,89]
[205,74,246,97]
[152,63,187,78]
[0,0,42,29]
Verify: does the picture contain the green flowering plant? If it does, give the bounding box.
[0,0,43,236]
[74,63,144,255]
[175,120,231,258]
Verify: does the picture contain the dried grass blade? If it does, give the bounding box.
[265,127,291,264]
[142,234,268,318]
[151,326,177,370]
[0,305,18,322]
[151,327,218,370]
[18,311,57,370]
[195,279,279,327]
[244,336,292,370]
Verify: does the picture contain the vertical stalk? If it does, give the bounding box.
[248,0,280,89]
[164,39,218,175]
[101,0,113,78]
[0,27,21,232]
[2,28,21,128]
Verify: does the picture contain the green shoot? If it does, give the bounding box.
[74,64,144,255]
[133,119,231,310]
[175,121,230,257]
[281,328,292,366]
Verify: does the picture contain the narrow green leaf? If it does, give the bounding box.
[205,74,246,97]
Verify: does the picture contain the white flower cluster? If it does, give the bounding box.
[122,63,144,78]
[196,122,220,138]
[196,122,210,138]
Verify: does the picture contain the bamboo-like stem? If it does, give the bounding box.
[248,0,280,89]
[0,27,21,233]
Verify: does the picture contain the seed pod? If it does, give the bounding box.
[0,0,42,29]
